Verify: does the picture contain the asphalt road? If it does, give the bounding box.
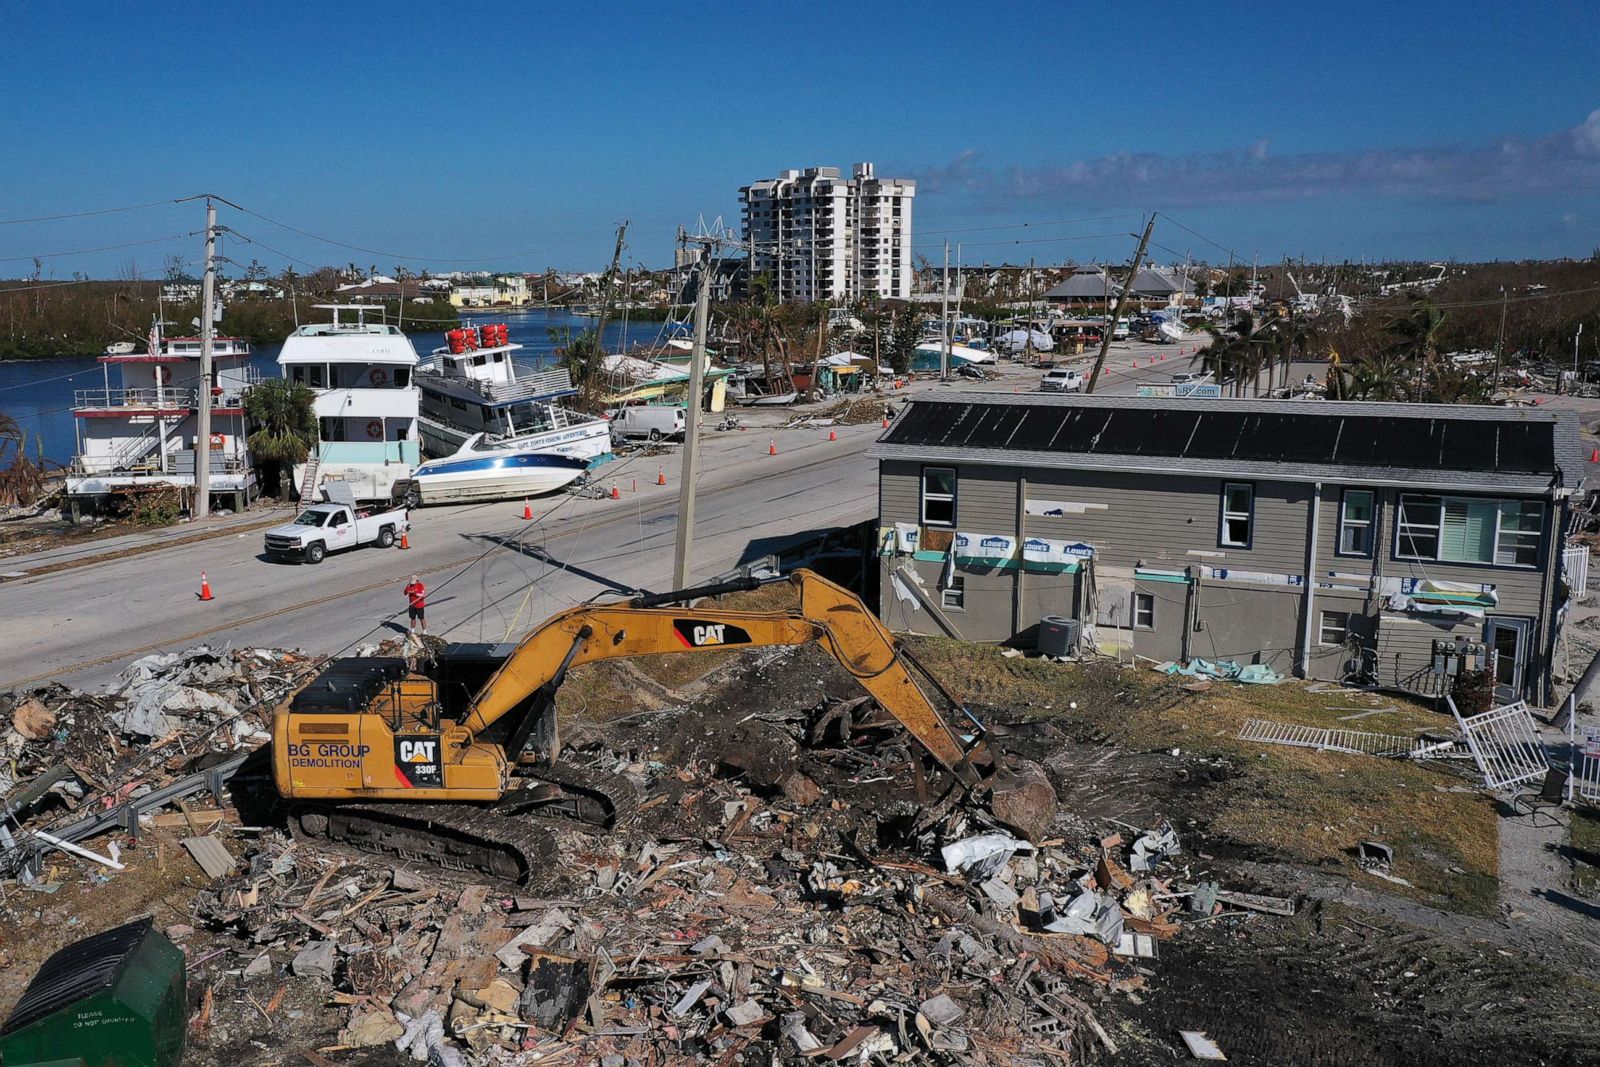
[0,333,1241,693]
[0,415,886,693]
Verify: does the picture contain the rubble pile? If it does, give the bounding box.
[3,650,1295,1064]
[0,646,318,805]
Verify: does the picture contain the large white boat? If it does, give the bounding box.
[400,434,592,505]
[64,319,259,518]
[415,323,612,463]
[279,305,421,503]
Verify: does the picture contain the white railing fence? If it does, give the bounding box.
[1564,545,1591,602]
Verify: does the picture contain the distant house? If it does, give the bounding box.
[221,280,285,300]
[160,282,202,303]
[870,393,1586,704]
[334,280,438,302]
[449,275,531,308]
[1125,267,1195,307]
[1044,265,1120,308]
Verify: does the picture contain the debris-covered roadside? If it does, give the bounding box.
[6,640,1600,1065]
[0,641,1288,1065]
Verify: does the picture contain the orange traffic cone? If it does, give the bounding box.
[522,499,533,520]
[828,429,837,441]
[657,467,667,486]
[1591,449,1598,463]
[768,440,777,456]
[197,572,214,601]
[1133,359,1139,368]
[610,484,621,500]
[881,417,890,428]
[399,530,410,550]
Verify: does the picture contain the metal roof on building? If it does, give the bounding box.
[867,393,1585,494]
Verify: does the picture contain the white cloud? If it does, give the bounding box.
[914,111,1600,208]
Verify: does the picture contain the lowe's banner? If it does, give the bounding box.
[1022,537,1094,573]
[953,531,1017,566]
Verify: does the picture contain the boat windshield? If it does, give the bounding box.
[293,512,328,527]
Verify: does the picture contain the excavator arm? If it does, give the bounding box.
[463,569,983,786]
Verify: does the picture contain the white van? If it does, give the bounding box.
[610,405,686,442]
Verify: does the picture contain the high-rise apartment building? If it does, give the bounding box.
[740,162,915,303]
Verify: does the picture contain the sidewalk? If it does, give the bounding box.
[0,505,293,575]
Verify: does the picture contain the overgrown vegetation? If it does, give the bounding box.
[0,413,53,507]
[0,273,457,360]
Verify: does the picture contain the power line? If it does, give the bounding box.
[917,213,1141,237]
[0,198,195,227]
[1155,211,1240,261]
[230,202,587,265]
[0,232,202,263]
[910,231,1132,251]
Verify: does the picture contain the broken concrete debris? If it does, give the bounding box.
[0,645,1297,1064]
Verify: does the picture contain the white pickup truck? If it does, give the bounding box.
[263,502,410,564]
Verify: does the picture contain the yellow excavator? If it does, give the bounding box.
[272,569,1056,881]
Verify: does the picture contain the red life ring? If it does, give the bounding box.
[366,420,383,439]
[369,367,389,387]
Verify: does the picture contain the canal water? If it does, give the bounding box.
[0,308,668,466]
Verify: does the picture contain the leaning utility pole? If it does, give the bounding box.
[195,197,217,520]
[672,241,713,588]
[1085,214,1155,394]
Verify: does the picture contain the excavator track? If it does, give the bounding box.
[288,763,641,886]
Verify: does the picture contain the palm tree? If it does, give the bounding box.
[1195,311,1257,395]
[1346,350,1413,401]
[245,379,318,499]
[1384,296,1448,401]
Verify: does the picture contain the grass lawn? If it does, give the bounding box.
[905,636,1501,916]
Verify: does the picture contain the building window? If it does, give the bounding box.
[1396,494,1544,567]
[1338,490,1374,556]
[922,467,957,527]
[1319,611,1351,646]
[1133,591,1155,630]
[942,575,965,611]
[1220,483,1253,547]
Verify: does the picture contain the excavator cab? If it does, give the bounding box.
[272,657,507,801]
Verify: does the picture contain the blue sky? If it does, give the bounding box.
[2,1,1597,277]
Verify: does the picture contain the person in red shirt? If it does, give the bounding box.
[404,575,427,633]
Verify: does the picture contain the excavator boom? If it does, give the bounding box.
[462,569,979,783]
[273,569,1056,881]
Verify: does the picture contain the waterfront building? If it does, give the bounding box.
[65,323,259,518]
[740,163,914,303]
[278,305,421,503]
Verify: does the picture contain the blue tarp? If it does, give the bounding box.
[1156,658,1283,685]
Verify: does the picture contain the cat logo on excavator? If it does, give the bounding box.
[672,619,752,649]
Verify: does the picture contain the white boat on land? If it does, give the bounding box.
[994,328,1055,355]
[399,433,590,505]
[103,340,137,356]
[913,341,995,367]
[416,324,611,462]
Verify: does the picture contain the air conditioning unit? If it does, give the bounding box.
[1038,616,1080,658]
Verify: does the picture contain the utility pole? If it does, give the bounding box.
[940,240,951,380]
[672,239,713,588]
[195,196,217,520]
[1493,286,1507,397]
[1086,214,1155,394]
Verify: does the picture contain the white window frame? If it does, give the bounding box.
[921,466,957,528]
[1319,610,1350,646]
[1132,591,1156,630]
[941,574,965,611]
[1337,490,1375,558]
[1395,494,1544,569]
[1220,483,1254,547]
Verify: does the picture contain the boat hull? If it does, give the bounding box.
[418,413,612,462]
[404,451,589,505]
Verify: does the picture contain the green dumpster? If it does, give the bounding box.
[0,917,186,1067]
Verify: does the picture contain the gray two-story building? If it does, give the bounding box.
[869,394,1587,704]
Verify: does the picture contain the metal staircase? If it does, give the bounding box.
[296,447,323,511]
